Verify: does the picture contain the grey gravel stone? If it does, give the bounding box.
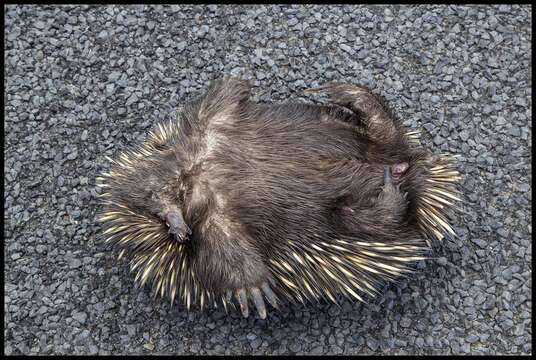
[72,311,87,324]
[108,71,122,82]
[340,44,355,55]
[4,4,531,356]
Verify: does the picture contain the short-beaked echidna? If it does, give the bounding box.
[97,76,460,319]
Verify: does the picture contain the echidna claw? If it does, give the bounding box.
[230,282,279,319]
[235,288,249,318]
[261,282,279,310]
[250,287,267,320]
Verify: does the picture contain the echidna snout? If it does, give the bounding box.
[97,76,460,319]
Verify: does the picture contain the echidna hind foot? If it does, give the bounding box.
[228,282,279,319]
[97,75,460,319]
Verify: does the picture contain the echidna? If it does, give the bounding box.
[97,76,460,319]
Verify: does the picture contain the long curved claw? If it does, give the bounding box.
[226,282,280,318]
[223,290,234,312]
[235,288,249,318]
[250,287,267,319]
[261,282,279,310]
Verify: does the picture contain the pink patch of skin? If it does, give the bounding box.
[391,162,409,178]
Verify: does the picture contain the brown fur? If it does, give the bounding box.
[99,76,456,314]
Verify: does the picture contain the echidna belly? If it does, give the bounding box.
[97,76,460,319]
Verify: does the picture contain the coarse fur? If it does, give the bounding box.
[97,76,460,318]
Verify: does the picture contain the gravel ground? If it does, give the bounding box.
[4,4,532,355]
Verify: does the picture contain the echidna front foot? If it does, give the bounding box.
[158,207,191,243]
